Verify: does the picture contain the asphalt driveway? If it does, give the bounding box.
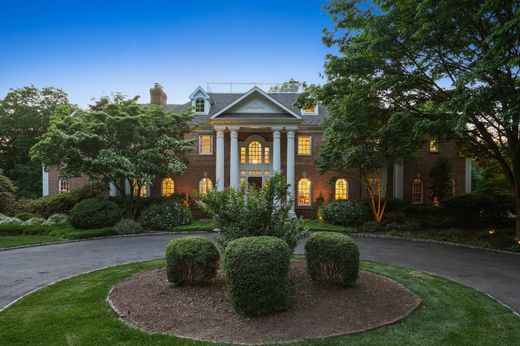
[0,233,519,313]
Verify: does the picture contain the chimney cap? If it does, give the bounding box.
[153,82,163,89]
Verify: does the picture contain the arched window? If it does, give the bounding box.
[199,178,213,195]
[58,179,69,193]
[162,178,174,197]
[297,178,311,206]
[412,177,423,203]
[449,178,456,197]
[248,141,262,164]
[335,178,348,200]
[195,98,205,112]
[133,178,147,197]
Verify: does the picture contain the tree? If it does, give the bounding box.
[30,94,194,218]
[0,86,69,198]
[310,0,520,239]
[0,168,16,214]
[429,157,452,203]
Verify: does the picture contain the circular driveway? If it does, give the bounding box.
[0,232,519,313]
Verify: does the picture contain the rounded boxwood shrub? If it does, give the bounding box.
[320,200,370,226]
[42,213,69,225]
[114,218,143,235]
[139,200,192,231]
[165,236,219,286]
[14,212,38,221]
[69,198,122,229]
[223,236,291,316]
[305,232,360,287]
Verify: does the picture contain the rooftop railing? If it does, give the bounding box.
[206,82,307,94]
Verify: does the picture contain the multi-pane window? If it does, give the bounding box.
[297,178,311,206]
[58,179,69,193]
[412,178,423,203]
[162,177,174,197]
[199,135,213,155]
[133,178,147,197]
[240,147,246,163]
[298,135,311,155]
[248,141,262,164]
[199,178,213,195]
[450,178,456,197]
[429,139,439,152]
[305,105,315,113]
[195,98,205,112]
[264,147,270,164]
[335,178,348,200]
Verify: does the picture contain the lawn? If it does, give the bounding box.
[0,235,60,249]
[0,260,518,345]
[303,219,356,233]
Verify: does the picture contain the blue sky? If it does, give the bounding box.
[0,0,334,106]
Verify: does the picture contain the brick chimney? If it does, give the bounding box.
[150,83,167,107]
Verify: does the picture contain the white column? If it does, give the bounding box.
[393,163,403,199]
[42,166,49,196]
[286,130,296,215]
[215,128,225,191]
[109,182,117,197]
[272,129,281,173]
[465,158,472,193]
[229,127,239,188]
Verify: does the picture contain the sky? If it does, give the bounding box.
[0,0,334,106]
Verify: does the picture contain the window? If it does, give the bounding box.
[450,178,456,197]
[297,178,311,206]
[335,178,348,200]
[305,105,315,113]
[199,135,213,155]
[248,141,262,164]
[429,139,439,152]
[195,98,205,112]
[412,177,423,203]
[58,179,69,193]
[240,147,246,164]
[199,178,213,195]
[298,135,311,155]
[264,147,270,164]
[162,177,174,197]
[133,178,147,197]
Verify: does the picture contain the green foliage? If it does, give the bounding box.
[429,157,452,202]
[114,218,143,235]
[0,86,69,198]
[171,219,216,232]
[138,200,192,231]
[69,198,122,229]
[48,227,117,240]
[197,172,307,251]
[43,213,69,225]
[268,78,307,93]
[30,94,194,218]
[0,169,17,214]
[223,236,291,316]
[165,236,219,286]
[303,219,357,233]
[0,214,23,225]
[305,232,360,287]
[320,200,370,227]
[24,217,46,225]
[14,212,38,221]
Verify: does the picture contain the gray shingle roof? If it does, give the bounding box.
[165,92,327,127]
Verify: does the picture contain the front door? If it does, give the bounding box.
[247,177,263,189]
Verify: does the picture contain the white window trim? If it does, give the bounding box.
[58,178,69,193]
[297,178,312,206]
[198,134,214,155]
[335,178,349,200]
[297,135,312,156]
[412,179,423,204]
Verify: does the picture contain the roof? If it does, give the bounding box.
[165,92,327,127]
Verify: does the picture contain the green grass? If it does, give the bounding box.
[1,260,518,345]
[171,219,216,232]
[304,219,357,233]
[0,235,60,249]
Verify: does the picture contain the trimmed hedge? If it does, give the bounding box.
[139,200,192,231]
[114,218,143,235]
[69,198,122,229]
[320,200,370,226]
[14,212,38,221]
[223,236,291,316]
[305,232,360,287]
[165,236,219,285]
[443,192,515,226]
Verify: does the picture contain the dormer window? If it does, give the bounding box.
[305,105,315,113]
[301,103,318,115]
[195,98,205,113]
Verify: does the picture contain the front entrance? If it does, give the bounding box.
[247,177,263,189]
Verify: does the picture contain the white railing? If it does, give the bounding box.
[206,82,307,94]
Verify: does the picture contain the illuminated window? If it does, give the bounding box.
[199,135,213,155]
[240,171,246,175]
[264,147,270,164]
[58,179,69,193]
[195,98,205,112]
[298,135,311,155]
[412,178,423,203]
[429,139,439,152]
[248,170,261,175]
[248,141,262,164]
[297,178,311,206]
[305,105,315,113]
[335,178,348,200]
[199,178,213,195]
[264,171,270,175]
[162,177,174,197]
[240,147,246,163]
[133,178,147,197]
[450,178,456,196]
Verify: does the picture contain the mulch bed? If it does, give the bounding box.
[108,260,420,345]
